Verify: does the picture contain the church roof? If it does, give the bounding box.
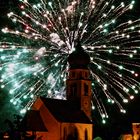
[21,110,48,132]
[40,97,92,124]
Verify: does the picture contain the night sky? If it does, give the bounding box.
[0,0,140,139]
[0,0,19,132]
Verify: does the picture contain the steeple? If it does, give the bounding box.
[66,43,92,120]
[68,42,90,69]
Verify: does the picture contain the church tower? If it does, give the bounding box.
[67,43,92,120]
[24,43,93,140]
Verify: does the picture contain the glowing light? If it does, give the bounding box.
[119,65,123,70]
[134,90,138,94]
[92,105,95,110]
[20,109,27,114]
[128,20,132,24]
[130,96,134,100]
[123,99,128,103]
[134,73,138,77]
[120,109,126,114]
[102,119,106,124]
[1,85,5,88]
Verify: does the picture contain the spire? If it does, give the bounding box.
[68,43,90,69]
[67,42,92,120]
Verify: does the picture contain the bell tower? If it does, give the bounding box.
[66,43,92,120]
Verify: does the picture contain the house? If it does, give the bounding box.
[121,123,140,140]
[132,123,140,140]
[22,43,93,140]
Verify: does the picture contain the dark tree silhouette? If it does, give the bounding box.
[3,114,36,140]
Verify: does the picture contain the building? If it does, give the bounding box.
[132,123,140,140]
[22,43,93,140]
[121,123,140,140]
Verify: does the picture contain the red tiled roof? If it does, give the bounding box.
[40,97,92,124]
[21,110,47,132]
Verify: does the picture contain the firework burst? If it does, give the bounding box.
[0,0,140,123]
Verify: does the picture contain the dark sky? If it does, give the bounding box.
[0,0,140,139]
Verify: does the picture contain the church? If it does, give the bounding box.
[22,44,93,140]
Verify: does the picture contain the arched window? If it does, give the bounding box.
[66,126,79,140]
[85,129,88,140]
[85,72,88,78]
[71,72,75,78]
[70,83,77,97]
[64,127,67,140]
[84,83,88,96]
[79,71,83,79]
